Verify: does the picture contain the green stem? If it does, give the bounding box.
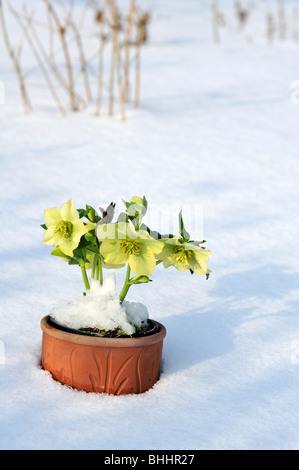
[119,264,131,304]
[91,255,97,279]
[98,255,103,285]
[81,263,90,291]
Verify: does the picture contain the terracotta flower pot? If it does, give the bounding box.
[40,315,166,395]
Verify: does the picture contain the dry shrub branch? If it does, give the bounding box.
[0,0,150,118]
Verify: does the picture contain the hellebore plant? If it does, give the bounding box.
[41,196,211,308]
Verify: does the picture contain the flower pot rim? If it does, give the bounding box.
[41,315,166,348]
[47,315,160,339]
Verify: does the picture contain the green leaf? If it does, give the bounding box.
[140,223,160,239]
[178,209,190,241]
[122,199,130,210]
[73,247,88,263]
[130,196,148,216]
[86,245,100,254]
[77,208,88,219]
[128,275,152,285]
[86,204,99,223]
[131,323,143,333]
[123,196,148,219]
[51,247,72,262]
[189,239,206,245]
[40,224,47,230]
[140,223,174,240]
[118,211,141,228]
[85,231,97,244]
[76,236,90,249]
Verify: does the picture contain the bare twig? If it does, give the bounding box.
[46,2,55,63]
[15,10,33,62]
[111,1,125,120]
[136,12,150,45]
[0,0,32,113]
[19,2,86,108]
[292,7,299,44]
[53,0,92,102]
[95,5,108,116]
[7,2,66,116]
[108,0,119,116]
[266,12,275,45]
[1,0,147,118]
[122,0,135,104]
[277,0,286,40]
[67,13,92,102]
[134,7,145,108]
[44,0,78,110]
[211,0,220,44]
[234,1,249,31]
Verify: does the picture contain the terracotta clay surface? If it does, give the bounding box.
[40,316,166,395]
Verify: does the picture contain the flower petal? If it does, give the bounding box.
[128,244,157,276]
[162,257,173,269]
[155,243,175,262]
[59,238,76,257]
[102,261,126,270]
[72,219,89,243]
[173,263,189,272]
[85,221,97,232]
[61,198,79,222]
[100,240,128,265]
[162,237,180,246]
[44,207,62,228]
[196,248,212,261]
[190,250,211,275]
[43,227,62,246]
[138,237,164,254]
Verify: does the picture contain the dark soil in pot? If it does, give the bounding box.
[48,316,160,338]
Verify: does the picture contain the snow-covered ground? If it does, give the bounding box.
[0,0,299,450]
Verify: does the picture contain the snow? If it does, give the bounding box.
[49,275,148,335]
[123,300,149,330]
[1,0,299,451]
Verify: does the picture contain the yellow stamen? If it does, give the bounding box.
[171,246,192,268]
[55,220,73,239]
[120,240,140,255]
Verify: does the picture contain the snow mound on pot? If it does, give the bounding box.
[49,274,149,335]
[123,300,149,329]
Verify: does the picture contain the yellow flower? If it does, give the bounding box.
[157,237,211,275]
[43,199,90,257]
[97,222,164,276]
